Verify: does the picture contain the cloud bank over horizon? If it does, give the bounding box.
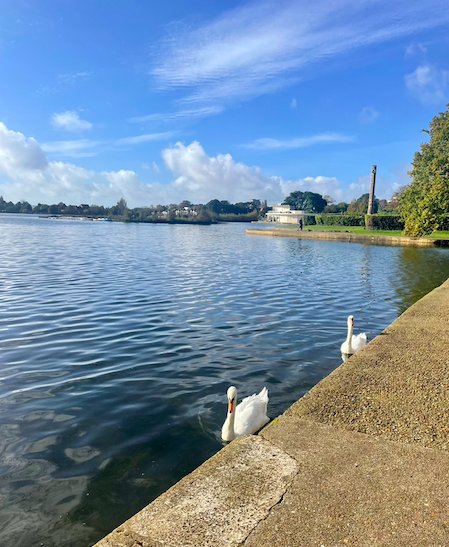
[0,122,401,208]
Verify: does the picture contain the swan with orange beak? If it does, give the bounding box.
[221,386,269,442]
[340,315,367,355]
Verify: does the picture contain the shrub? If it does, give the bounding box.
[365,215,404,230]
[315,214,365,226]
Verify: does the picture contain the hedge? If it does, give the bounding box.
[437,215,449,231]
[303,215,316,226]
[315,214,365,226]
[365,214,404,231]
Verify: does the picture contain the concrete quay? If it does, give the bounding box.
[94,278,449,547]
[246,227,449,246]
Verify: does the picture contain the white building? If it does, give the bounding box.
[266,204,304,224]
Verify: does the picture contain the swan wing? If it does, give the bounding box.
[234,388,269,436]
[237,387,268,413]
[352,333,367,351]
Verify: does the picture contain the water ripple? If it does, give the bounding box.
[1,214,449,546]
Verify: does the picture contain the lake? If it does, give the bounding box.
[1,213,449,547]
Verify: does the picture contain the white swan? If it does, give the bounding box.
[221,386,269,442]
[340,315,367,355]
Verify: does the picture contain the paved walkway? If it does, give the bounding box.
[95,278,449,547]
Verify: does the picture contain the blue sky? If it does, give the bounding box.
[0,0,448,207]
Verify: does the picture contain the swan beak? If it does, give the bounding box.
[350,319,354,326]
[228,398,235,413]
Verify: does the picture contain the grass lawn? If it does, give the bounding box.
[276,225,449,239]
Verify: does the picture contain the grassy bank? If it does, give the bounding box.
[278,225,449,239]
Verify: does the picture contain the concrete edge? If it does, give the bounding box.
[93,435,299,547]
[246,228,449,246]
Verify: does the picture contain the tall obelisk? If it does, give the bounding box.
[367,165,377,215]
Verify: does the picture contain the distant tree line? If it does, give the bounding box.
[0,196,121,217]
[0,196,266,224]
[1,186,408,224]
[281,190,399,215]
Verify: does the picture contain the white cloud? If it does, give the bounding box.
[152,161,160,173]
[290,98,297,109]
[0,122,48,177]
[51,111,93,133]
[161,141,352,203]
[243,133,354,150]
[150,0,449,107]
[360,106,379,124]
[405,64,449,104]
[0,123,398,208]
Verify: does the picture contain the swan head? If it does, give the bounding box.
[347,315,354,327]
[226,386,237,414]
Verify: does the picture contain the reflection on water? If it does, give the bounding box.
[389,246,449,314]
[1,214,449,546]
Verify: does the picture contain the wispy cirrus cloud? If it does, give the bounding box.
[242,133,354,150]
[57,71,91,84]
[115,132,173,145]
[149,0,449,108]
[42,132,173,158]
[129,106,224,124]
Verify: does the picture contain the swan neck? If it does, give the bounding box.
[346,323,353,345]
[222,410,236,442]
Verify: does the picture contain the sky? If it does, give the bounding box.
[0,0,448,207]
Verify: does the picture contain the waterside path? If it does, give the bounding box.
[94,277,449,547]
[247,227,449,246]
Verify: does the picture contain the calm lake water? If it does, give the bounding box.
[1,213,449,546]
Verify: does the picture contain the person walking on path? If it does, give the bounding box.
[299,218,303,231]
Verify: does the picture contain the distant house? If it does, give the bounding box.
[266,204,304,224]
[79,204,90,209]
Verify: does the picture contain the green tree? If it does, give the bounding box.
[19,201,32,213]
[346,193,378,214]
[283,191,305,210]
[303,192,327,213]
[283,191,327,212]
[116,197,128,216]
[400,104,449,236]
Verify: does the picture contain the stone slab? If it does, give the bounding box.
[94,435,298,547]
[244,417,449,547]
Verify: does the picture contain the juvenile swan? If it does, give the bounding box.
[221,386,269,442]
[340,315,367,355]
